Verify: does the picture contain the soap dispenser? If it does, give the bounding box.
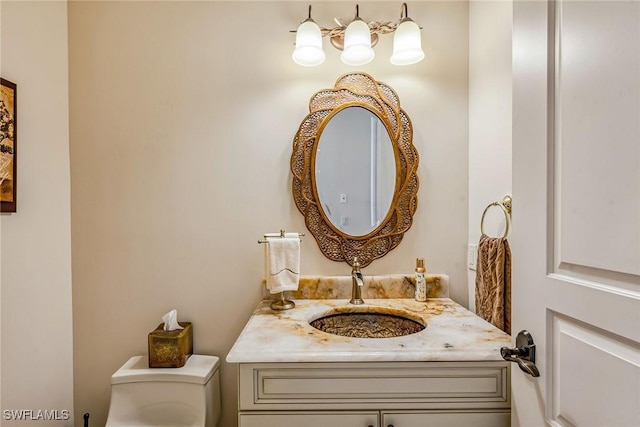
[415,258,427,302]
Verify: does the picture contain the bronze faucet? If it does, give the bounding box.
[350,257,365,305]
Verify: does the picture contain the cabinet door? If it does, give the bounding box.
[381,411,510,427]
[239,411,379,427]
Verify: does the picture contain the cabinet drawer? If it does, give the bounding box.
[382,411,510,426]
[239,362,510,411]
[239,411,379,427]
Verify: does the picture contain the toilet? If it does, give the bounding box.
[106,354,221,427]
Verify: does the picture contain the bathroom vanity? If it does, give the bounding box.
[235,361,509,427]
[226,276,512,427]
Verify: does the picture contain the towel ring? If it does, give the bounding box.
[481,200,511,239]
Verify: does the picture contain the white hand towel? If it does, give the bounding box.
[265,234,300,294]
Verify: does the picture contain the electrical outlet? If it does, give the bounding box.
[340,215,349,226]
[468,244,478,270]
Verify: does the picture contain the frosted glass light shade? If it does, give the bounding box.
[341,19,375,66]
[292,20,325,67]
[390,19,424,65]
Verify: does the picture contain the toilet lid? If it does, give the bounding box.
[111,355,219,385]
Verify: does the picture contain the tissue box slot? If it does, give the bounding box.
[148,322,193,368]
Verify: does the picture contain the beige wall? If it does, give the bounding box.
[69,1,469,426]
[468,0,512,311]
[1,1,74,425]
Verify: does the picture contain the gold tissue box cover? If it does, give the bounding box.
[148,322,193,368]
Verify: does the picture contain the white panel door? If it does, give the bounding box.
[512,1,640,426]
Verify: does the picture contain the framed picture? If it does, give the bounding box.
[1,78,16,213]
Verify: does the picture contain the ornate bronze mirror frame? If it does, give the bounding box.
[291,73,419,267]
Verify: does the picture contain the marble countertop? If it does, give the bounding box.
[226,298,512,363]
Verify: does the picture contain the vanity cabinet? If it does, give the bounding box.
[236,361,510,427]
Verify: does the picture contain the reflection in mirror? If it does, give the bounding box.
[315,107,396,236]
[291,73,419,267]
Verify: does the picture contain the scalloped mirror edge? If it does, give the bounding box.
[290,72,419,267]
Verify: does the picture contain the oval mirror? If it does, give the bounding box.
[315,106,396,236]
[291,73,419,267]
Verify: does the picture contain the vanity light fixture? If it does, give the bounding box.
[291,5,326,67]
[390,3,425,65]
[291,3,425,67]
[341,5,375,66]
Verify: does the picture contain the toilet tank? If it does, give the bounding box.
[106,355,221,427]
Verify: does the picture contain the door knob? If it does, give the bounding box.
[501,330,540,377]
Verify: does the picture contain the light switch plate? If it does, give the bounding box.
[468,244,478,270]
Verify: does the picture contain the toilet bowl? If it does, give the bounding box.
[106,354,221,427]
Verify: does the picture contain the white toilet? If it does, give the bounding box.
[106,354,221,427]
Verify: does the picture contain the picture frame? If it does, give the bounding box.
[1,78,17,213]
